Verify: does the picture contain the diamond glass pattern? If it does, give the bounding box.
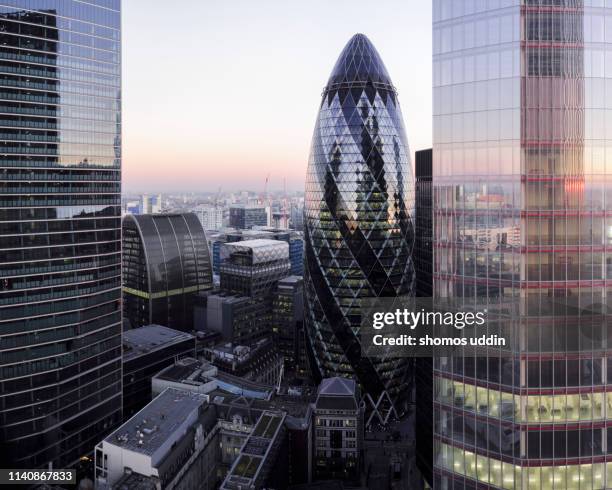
[304,34,415,419]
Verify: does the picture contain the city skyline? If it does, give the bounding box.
[6,1,612,488]
[122,0,432,192]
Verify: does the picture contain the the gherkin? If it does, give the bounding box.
[304,33,415,424]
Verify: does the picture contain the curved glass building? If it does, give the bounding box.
[122,213,213,331]
[0,0,122,469]
[304,33,415,423]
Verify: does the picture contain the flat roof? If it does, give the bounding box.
[104,388,207,458]
[222,411,285,489]
[223,238,286,249]
[278,275,303,285]
[110,472,158,490]
[123,325,194,361]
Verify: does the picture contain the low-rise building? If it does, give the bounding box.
[122,325,195,420]
[95,388,219,490]
[203,338,283,387]
[220,411,287,490]
[312,378,364,483]
[151,357,314,486]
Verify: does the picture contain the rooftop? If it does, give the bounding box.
[155,357,217,385]
[221,239,289,264]
[326,33,393,90]
[222,411,286,489]
[123,325,194,362]
[211,388,313,422]
[223,238,287,250]
[230,204,267,209]
[103,388,207,459]
[318,377,356,397]
[315,377,359,411]
[278,275,303,286]
[154,358,275,401]
[110,472,159,490]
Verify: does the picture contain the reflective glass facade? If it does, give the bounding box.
[0,0,121,469]
[433,1,612,488]
[304,34,415,421]
[122,213,213,331]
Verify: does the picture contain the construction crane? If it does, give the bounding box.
[214,186,222,206]
[259,173,271,205]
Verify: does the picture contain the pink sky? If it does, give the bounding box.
[122,0,432,192]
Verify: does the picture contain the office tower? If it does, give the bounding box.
[213,239,291,343]
[203,293,269,344]
[196,204,224,231]
[0,0,122,469]
[288,234,304,275]
[312,377,363,482]
[140,194,152,214]
[272,276,304,373]
[122,325,195,420]
[220,239,290,298]
[414,148,434,484]
[304,33,415,422]
[433,1,612,488]
[150,194,162,214]
[415,149,433,298]
[122,213,213,331]
[229,204,268,229]
[211,228,303,276]
[290,200,304,231]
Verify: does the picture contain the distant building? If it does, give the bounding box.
[211,228,303,275]
[220,239,291,298]
[122,213,213,330]
[273,276,305,374]
[290,200,304,231]
[125,200,141,215]
[229,204,268,229]
[151,194,163,214]
[95,388,219,490]
[312,378,363,482]
[196,204,224,231]
[122,325,195,420]
[140,194,152,214]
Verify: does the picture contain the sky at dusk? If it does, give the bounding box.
[122,0,432,193]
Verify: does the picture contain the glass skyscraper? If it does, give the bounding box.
[122,213,213,331]
[0,0,122,469]
[433,1,612,488]
[304,33,415,423]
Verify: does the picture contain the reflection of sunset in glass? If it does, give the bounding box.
[122,0,431,192]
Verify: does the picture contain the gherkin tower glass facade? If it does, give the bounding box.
[304,33,415,422]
